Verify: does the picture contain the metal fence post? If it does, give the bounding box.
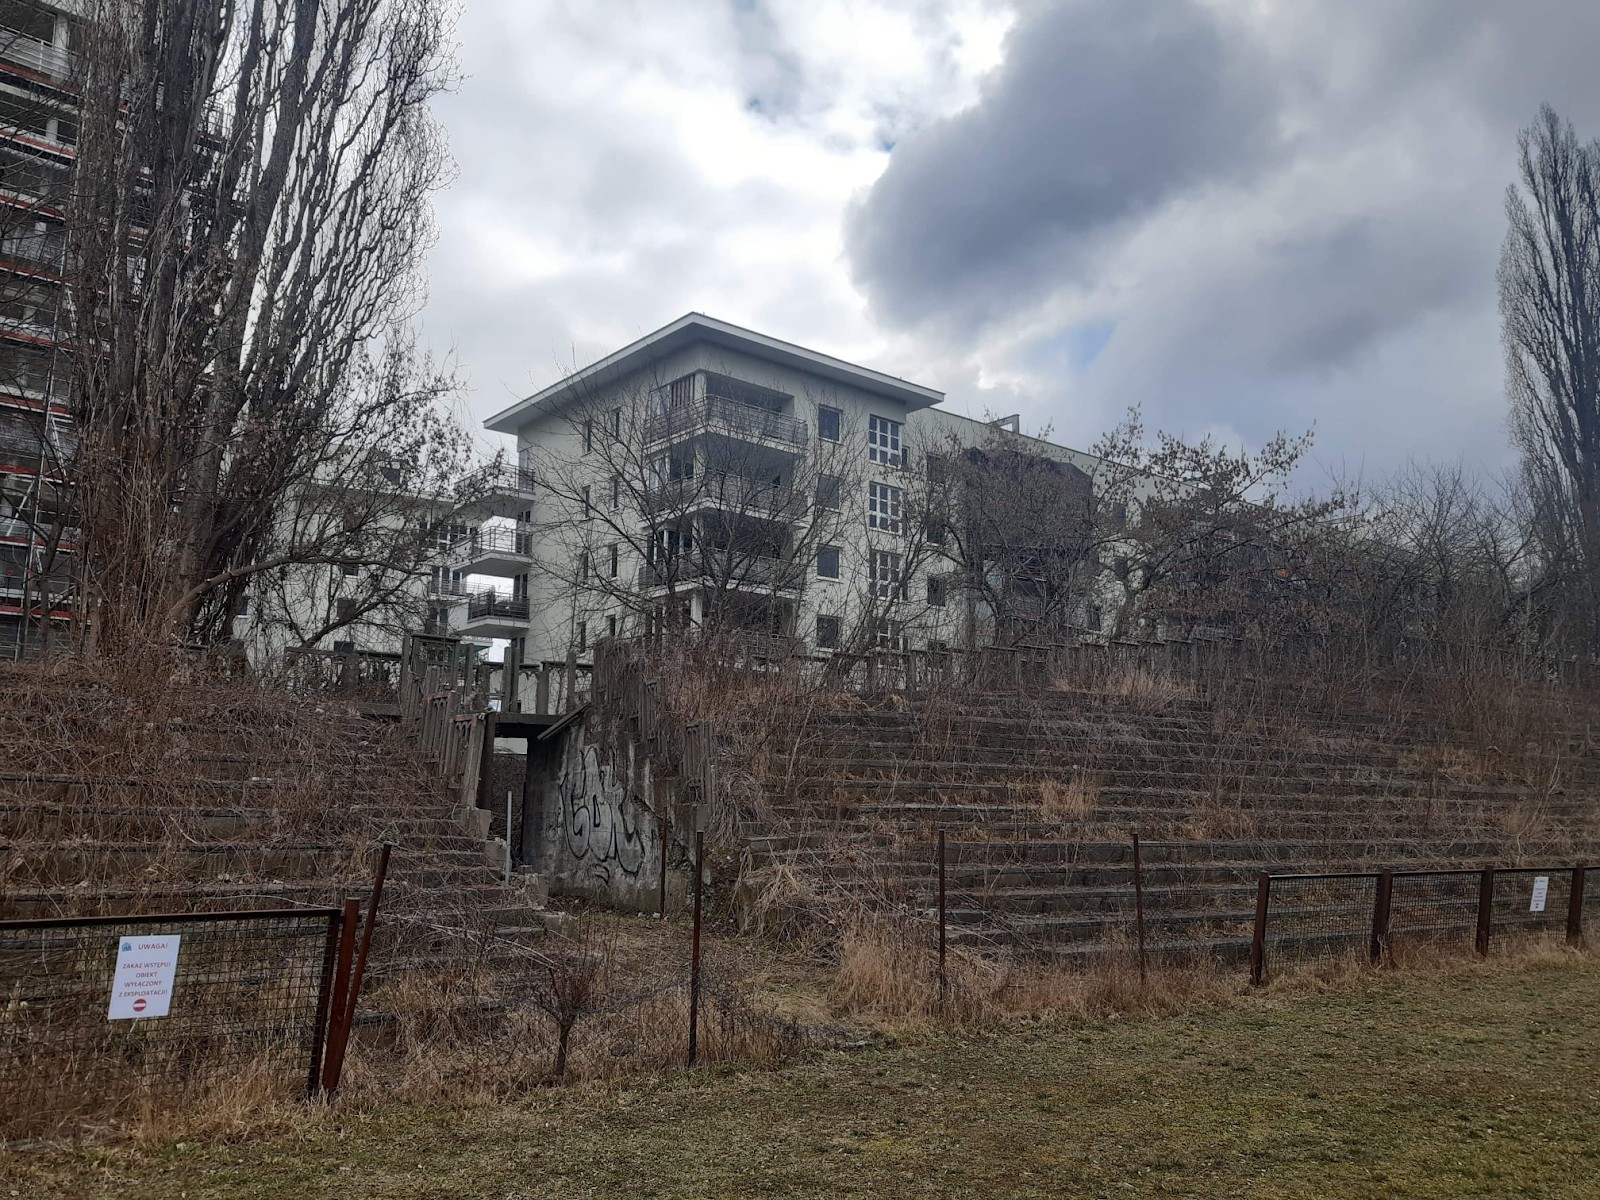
[306,909,343,1099]
[658,810,670,921]
[937,828,947,1006]
[1132,833,1148,985]
[1370,869,1393,965]
[1249,873,1271,986]
[320,898,361,1094]
[1568,864,1586,947]
[1475,866,1495,957]
[687,828,704,1067]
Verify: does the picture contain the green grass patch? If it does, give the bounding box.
[9,956,1600,1198]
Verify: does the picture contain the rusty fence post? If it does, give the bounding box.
[1567,864,1586,947]
[687,828,704,1067]
[322,844,391,1097]
[937,828,947,1006]
[306,907,343,1099]
[320,897,361,1094]
[1249,873,1271,986]
[1475,866,1495,958]
[1370,870,1393,965]
[658,811,670,921]
[1132,833,1148,986]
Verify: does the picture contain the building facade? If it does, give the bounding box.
[469,314,1125,685]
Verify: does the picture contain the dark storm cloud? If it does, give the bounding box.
[846,0,1600,470]
[846,0,1281,326]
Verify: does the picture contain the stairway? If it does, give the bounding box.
[731,685,1600,959]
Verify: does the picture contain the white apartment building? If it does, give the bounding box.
[466,314,1124,679]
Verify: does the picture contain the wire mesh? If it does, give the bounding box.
[1489,868,1572,949]
[0,908,339,1140]
[1262,874,1378,976]
[1387,870,1483,954]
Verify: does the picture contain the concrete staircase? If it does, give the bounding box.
[0,669,553,978]
[732,686,1600,959]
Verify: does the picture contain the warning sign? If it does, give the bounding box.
[108,935,181,1020]
[1530,876,1550,914]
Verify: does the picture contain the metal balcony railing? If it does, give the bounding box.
[643,395,807,450]
[465,591,530,622]
[465,463,537,496]
[637,550,802,592]
[0,31,72,81]
[452,525,534,560]
[643,471,798,516]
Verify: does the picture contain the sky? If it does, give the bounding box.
[418,0,1600,481]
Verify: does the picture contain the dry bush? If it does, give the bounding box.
[1062,664,1193,712]
[1040,773,1098,822]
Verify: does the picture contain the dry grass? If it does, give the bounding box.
[1039,773,1098,821]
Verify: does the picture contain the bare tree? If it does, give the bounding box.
[1500,104,1600,650]
[59,0,470,656]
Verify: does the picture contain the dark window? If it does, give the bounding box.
[815,473,843,510]
[577,621,587,652]
[611,475,621,507]
[584,419,594,453]
[335,597,356,620]
[927,577,946,607]
[237,595,250,617]
[926,452,946,482]
[608,614,618,638]
[815,614,841,650]
[579,550,589,580]
[611,407,622,438]
[816,545,841,579]
[332,639,355,653]
[342,562,358,577]
[582,485,591,517]
[608,544,619,578]
[925,517,946,546]
[817,405,841,442]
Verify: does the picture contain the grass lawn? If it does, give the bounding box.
[9,955,1600,1199]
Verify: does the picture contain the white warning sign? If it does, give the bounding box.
[108,935,181,1020]
[1530,876,1550,914]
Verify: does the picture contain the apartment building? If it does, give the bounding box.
[471,313,1120,677]
[0,0,77,656]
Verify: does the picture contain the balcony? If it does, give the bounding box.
[636,550,803,594]
[452,525,534,576]
[462,462,537,519]
[0,32,72,83]
[459,589,530,637]
[643,470,798,518]
[643,395,807,452]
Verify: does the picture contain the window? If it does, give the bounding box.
[608,614,618,638]
[925,516,946,546]
[875,617,907,651]
[579,550,589,580]
[237,595,250,617]
[577,621,587,652]
[584,419,594,453]
[342,561,359,577]
[610,475,621,507]
[582,485,591,517]
[815,473,843,511]
[871,550,905,601]
[927,576,946,607]
[1088,604,1103,632]
[611,406,622,438]
[817,405,841,442]
[925,452,946,482]
[512,573,527,600]
[868,482,903,533]
[333,639,355,654]
[1111,501,1128,528]
[815,614,841,650]
[335,597,356,620]
[868,415,903,466]
[608,543,619,579]
[816,545,841,579]
[431,565,463,594]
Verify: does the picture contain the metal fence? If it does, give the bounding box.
[1250,864,1589,984]
[0,907,342,1140]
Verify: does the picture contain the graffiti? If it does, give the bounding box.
[559,741,648,881]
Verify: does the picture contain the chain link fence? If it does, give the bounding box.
[0,907,343,1140]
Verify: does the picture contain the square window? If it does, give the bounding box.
[815,614,841,650]
[342,561,358,577]
[816,545,841,579]
[875,617,907,651]
[868,415,903,467]
[871,550,905,601]
[868,482,903,533]
[817,405,841,442]
[815,473,843,511]
[335,597,356,620]
[928,577,946,607]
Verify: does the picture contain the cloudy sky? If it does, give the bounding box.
[419,0,1600,479]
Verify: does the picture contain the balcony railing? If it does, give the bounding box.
[637,550,802,592]
[465,463,537,496]
[643,471,798,516]
[427,576,468,598]
[452,525,534,560]
[465,590,530,622]
[643,395,807,450]
[0,31,72,82]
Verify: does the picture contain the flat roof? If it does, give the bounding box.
[484,313,944,434]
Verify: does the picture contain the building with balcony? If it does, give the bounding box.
[0,0,78,656]
[476,312,1128,686]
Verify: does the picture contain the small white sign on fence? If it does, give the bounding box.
[107,935,182,1020]
[1530,876,1550,914]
